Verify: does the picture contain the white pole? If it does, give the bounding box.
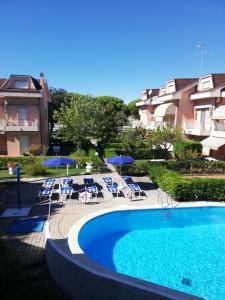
[67,164,69,176]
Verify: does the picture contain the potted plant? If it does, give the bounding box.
[86,161,93,173]
[7,161,17,174]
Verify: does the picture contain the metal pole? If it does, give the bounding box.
[16,166,21,209]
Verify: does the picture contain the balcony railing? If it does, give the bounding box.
[5,119,39,132]
[213,122,225,132]
[184,121,211,136]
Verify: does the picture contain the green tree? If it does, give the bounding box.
[54,94,127,147]
[48,88,67,136]
[120,128,146,152]
[126,99,140,120]
[146,126,184,159]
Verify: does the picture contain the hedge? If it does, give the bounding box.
[104,147,166,160]
[173,139,202,159]
[149,165,225,201]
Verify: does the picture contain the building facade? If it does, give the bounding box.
[0,74,50,156]
[136,74,225,160]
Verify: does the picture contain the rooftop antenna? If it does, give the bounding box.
[195,43,207,75]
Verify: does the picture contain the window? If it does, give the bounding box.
[159,87,166,96]
[201,80,211,90]
[166,81,175,93]
[198,76,213,91]
[14,80,29,89]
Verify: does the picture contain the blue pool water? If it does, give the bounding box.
[78,207,225,300]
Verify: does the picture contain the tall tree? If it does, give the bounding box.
[48,88,67,136]
[54,94,127,147]
[126,99,140,120]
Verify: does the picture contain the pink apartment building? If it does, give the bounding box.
[136,74,225,160]
[0,74,50,156]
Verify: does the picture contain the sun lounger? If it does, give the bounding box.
[122,176,134,184]
[62,178,73,186]
[106,184,120,197]
[85,184,98,195]
[39,188,53,200]
[60,186,73,201]
[102,177,114,185]
[127,183,142,197]
[84,178,94,186]
[42,178,56,188]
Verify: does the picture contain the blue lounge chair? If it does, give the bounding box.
[84,178,94,186]
[39,188,53,200]
[60,186,73,200]
[42,178,56,188]
[85,184,98,195]
[122,176,134,184]
[106,184,119,197]
[62,178,73,186]
[127,183,142,197]
[102,177,114,185]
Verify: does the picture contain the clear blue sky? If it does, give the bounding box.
[0,0,225,102]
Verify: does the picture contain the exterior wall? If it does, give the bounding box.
[139,105,155,128]
[211,144,225,160]
[6,134,20,156]
[0,135,7,154]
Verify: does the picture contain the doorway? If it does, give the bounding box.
[19,135,29,154]
[18,107,28,126]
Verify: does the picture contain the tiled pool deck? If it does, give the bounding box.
[0,166,224,297]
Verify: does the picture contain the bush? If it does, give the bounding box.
[0,157,37,170]
[105,148,117,158]
[148,165,225,201]
[23,162,48,176]
[105,142,124,149]
[27,144,42,156]
[116,161,150,176]
[173,140,202,159]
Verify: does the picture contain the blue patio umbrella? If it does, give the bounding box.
[107,155,135,174]
[42,157,76,177]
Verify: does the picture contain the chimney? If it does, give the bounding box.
[39,72,44,86]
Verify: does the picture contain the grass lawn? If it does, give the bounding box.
[0,167,86,180]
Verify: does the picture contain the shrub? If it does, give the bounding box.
[105,148,117,158]
[173,140,202,159]
[0,157,37,170]
[148,165,225,201]
[27,144,42,156]
[23,162,48,176]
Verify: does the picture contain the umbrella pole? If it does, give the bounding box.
[67,164,69,177]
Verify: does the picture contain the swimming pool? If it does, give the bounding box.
[78,207,225,300]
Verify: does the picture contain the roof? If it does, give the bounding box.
[0,75,42,91]
[174,78,198,91]
[211,74,225,88]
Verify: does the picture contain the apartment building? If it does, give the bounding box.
[136,74,225,159]
[0,73,50,156]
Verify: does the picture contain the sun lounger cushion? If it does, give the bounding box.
[106,184,118,193]
[60,186,73,195]
[122,176,133,184]
[86,185,98,193]
[63,178,73,185]
[103,177,114,184]
[128,183,142,192]
[84,178,94,185]
[43,179,55,186]
[39,188,52,197]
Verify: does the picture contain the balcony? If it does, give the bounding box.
[5,119,39,132]
[211,122,225,138]
[184,121,211,136]
[146,121,174,130]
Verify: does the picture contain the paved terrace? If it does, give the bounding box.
[0,165,223,297]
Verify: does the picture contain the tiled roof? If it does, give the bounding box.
[174,78,198,91]
[211,74,225,88]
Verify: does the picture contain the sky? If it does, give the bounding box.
[0,0,225,102]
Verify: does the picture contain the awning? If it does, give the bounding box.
[201,136,225,150]
[213,105,225,120]
[154,103,176,117]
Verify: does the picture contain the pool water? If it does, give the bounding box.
[78,207,225,300]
